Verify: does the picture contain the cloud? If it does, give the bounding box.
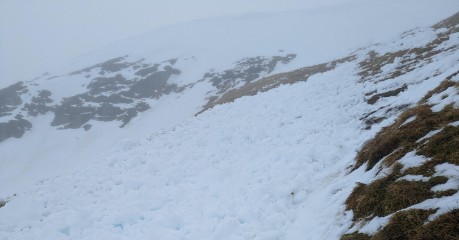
[0,0,457,88]
[1,0,361,86]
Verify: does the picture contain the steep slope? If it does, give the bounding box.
[343,73,459,239]
[1,1,458,199]
[0,11,458,240]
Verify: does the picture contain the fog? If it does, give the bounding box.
[0,0,355,88]
[1,0,458,88]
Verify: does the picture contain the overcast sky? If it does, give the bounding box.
[0,0,458,88]
[0,0,357,87]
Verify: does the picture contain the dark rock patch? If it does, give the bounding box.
[203,54,296,95]
[23,90,53,117]
[87,74,132,95]
[0,82,28,117]
[49,60,181,130]
[366,84,408,105]
[51,99,96,129]
[127,67,181,99]
[0,115,32,142]
[83,124,92,131]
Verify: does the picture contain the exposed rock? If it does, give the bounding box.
[0,115,32,142]
[23,90,53,117]
[0,82,27,117]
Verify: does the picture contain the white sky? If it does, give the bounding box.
[0,0,458,88]
[0,0,355,87]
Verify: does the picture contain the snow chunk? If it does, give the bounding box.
[397,175,430,182]
[431,163,459,191]
[431,178,459,192]
[416,129,442,143]
[399,151,428,171]
[358,215,391,235]
[449,120,459,127]
[409,192,459,221]
[400,116,416,127]
[435,163,459,178]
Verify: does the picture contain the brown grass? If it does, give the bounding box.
[342,12,459,240]
[354,104,459,171]
[341,232,371,240]
[372,209,436,240]
[358,50,408,82]
[347,107,459,221]
[344,85,459,238]
[411,209,459,240]
[419,73,459,103]
[433,11,459,30]
[346,164,401,220]
[197,55,355,115]
[382,180,434,215]
[345,163,448,221]
[347,81,459,222]
[342,209,459,240]
[404,124,459,179]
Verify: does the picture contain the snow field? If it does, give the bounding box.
[1,0,458,202]
[1,5,459,239]
[0,62,370,239]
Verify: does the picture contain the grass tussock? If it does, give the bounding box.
[343,13,459,240]
[358,50,408,81]
[404,124,459,179]
[345,164,448,220]
[341,232,371,240]
[348,98,459,221]
[433,11,459,30]
[344,78,459,239]
[410,209,459,240]
[355,104,459,171]
[342,209,459,240]
[420,73,459,103]
[371,209,436,240]
[347,104,459,220]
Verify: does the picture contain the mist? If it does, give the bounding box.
[0,0,358,88]
[1,0,458,88]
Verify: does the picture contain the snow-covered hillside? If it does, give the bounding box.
[0,1,458,240]
[1,0,458,199]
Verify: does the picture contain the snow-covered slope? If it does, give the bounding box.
[0,6,458,239]
[1,0,458,200]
